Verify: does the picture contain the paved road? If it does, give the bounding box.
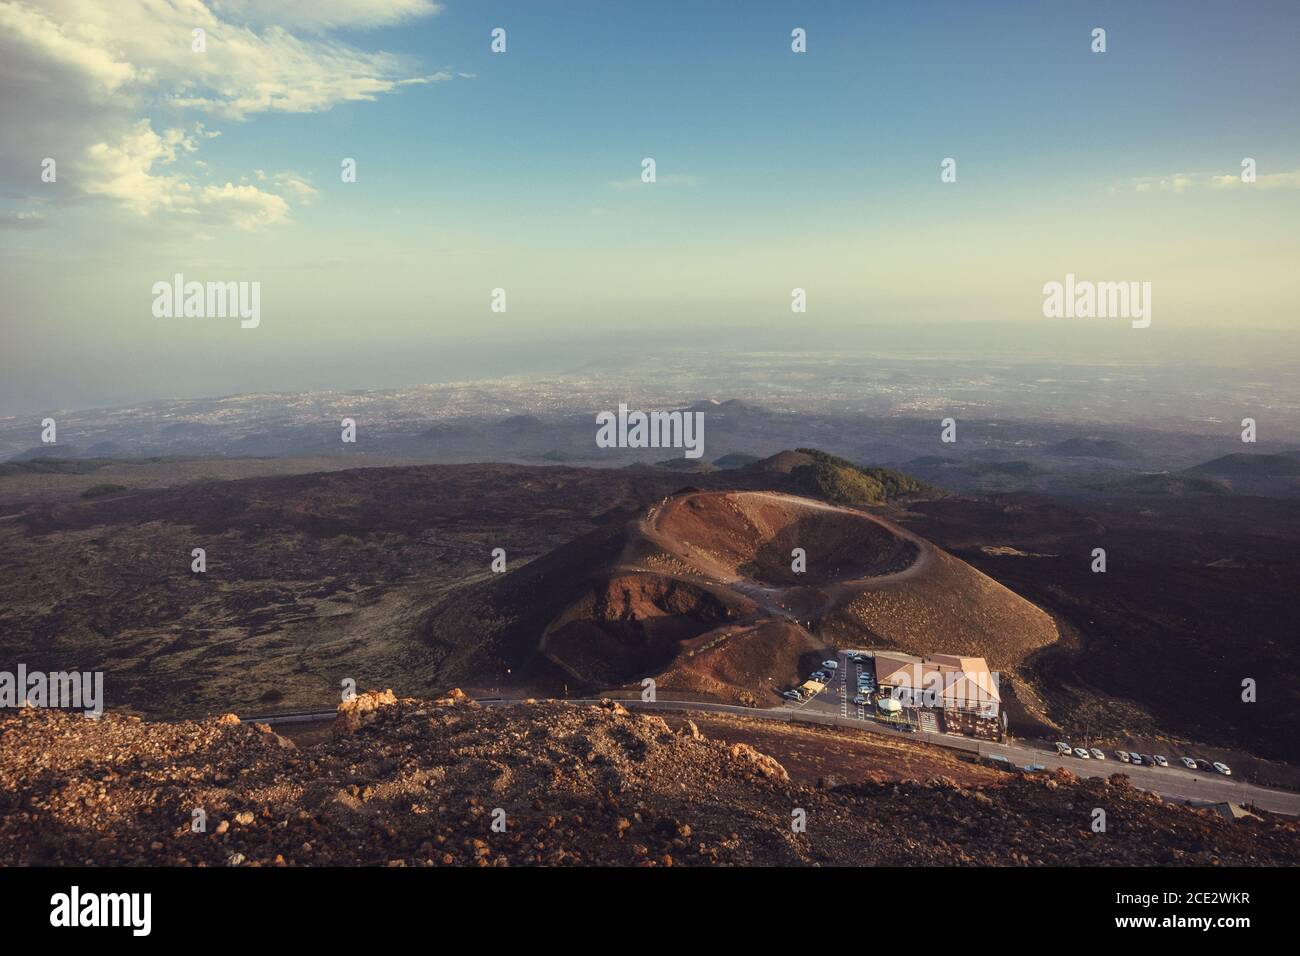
[775,649,1300,815]
[243,689,1300,816]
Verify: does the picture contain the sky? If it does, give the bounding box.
[1,0,1298,415]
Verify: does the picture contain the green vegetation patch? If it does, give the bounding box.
[790,448,935,504]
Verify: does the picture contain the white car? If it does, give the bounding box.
[1181,757,1198,770]
[1115,751,1130,763]
[1073,748,1090,759]
[853,695,868,706]
[1153,755,1169,767]
[1128,752,1142,764]
[1213,762,1232,776]
[822,660,838,670]
[1055,742,1072,756]
[1089,748,1105,760]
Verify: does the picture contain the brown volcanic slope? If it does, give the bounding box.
[430,490,1058,712]
[4,692,1297,867]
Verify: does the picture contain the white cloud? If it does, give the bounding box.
[0,2,136,94]
[0,0,451,231]
[211,0,442,32]
[78,119,295,230]
[1124,169,1300,193]
[1128,173,1195,194]
[1209,169,1300,190]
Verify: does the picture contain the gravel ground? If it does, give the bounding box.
[3,691,1298,867]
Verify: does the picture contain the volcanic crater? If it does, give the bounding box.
[426,490,1059,718]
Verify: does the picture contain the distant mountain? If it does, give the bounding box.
[959,460,1043,478]
[904,455,958,469]
[712,453,762,469]
[966,448,1018,462]
[653,458,717,473]
[1188,453,1300,477]
[492,414,548,433]
[1096,473,1231,496]
[10,445,80,461]
[0,456,110,477]
[1047,438,1141,460]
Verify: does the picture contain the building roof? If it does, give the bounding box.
[874,653,1000,705]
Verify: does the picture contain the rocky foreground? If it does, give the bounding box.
[2,691,1298,867]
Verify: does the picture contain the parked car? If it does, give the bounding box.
[1115,750,1130,763]
[1128,752,1142,764]
[1055,742,1072,756]
[782,690,802,701]
[811,672,827,682]
[822,660,839,670]
[1073,747,1091,759]
[1180,757,1198,770]
[1023,764,1048,774]
[1089,748,1105,760]
[1152,755,1169,767]
[1213,762,1232,776]
[1195,759,1213,771]
[853,695,868,705]
[1139,755,1156,766]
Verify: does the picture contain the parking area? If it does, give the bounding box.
[783,652,1241,783]
[1050,741,1235,779]
[782,650,884,724]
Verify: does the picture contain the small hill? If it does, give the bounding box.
[492,414,548,433]
[653,458,717,473]
[712,453,762,469]
[787,449,935,505]
[743,450,815,475]
[1047,438,1141,460]
[959,460,1043,478]
[904,455,957,469]
[1095,473,1230,496]
[0,456,112,477]
[1188,453,1300,477]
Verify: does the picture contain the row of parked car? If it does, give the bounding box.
[852,662,876,705]
[1054,742,1231,775]
[781,660,841,702]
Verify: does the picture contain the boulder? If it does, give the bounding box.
[728,743,790,783]
[334,689,398,736]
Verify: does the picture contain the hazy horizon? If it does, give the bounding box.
[3,0,1298,417]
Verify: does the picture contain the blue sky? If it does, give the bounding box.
[1,0,1297,413]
